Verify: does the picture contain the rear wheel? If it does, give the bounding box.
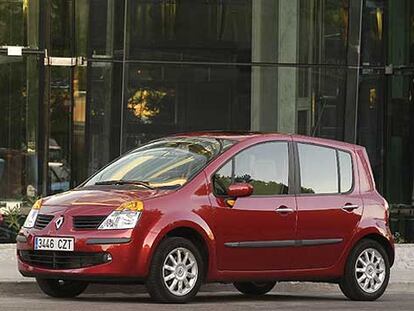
[36,278,88,298]
[146,237,204,303]
[339,239,390,301]
[233,281,276,296]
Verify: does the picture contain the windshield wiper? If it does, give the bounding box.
[94,180,155,190]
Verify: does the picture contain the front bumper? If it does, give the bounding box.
[16,228,150,281]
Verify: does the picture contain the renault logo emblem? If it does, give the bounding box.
[55,216,64,230]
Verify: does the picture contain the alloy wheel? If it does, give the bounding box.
[354,248,386,293]
[162,247,199,296]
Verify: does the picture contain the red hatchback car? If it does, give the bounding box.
[17,132,394,303]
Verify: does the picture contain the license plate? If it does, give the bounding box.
[34,237,74,251]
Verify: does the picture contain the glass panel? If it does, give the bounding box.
[385,74,414,206]
[234,142,289,195]
[122,63,251,151]
[127,0,252,62]
[48,67,72,194]
[387,1,414,67]
[213,142,289,196]
[89,0,125,58]
[75,0,89,56]
[298,143,338,194]
[85,137,235,189]
[357,75,385,191]
[50,0,74,56]
[298,0,349,65]
[0,55,39,202]
[361,0,385,66]
[251,66,347,140]
[0,0,40,47]
[87,61,123,176]
[213,161,232,196]
[72,66,87,185]
[339,150,353,193]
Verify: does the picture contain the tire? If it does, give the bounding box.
[146,237,204,303]
[36,278,88,298]
[339,239,390,301]
[233,281,276,296]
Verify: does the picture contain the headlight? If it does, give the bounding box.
[98,201,144,230]
[23,199,42,228]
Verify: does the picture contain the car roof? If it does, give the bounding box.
[171,131,362,150]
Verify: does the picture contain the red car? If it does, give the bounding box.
[17,132,394,303]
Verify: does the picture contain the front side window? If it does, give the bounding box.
[84,137,235,189]
[213,142,289,196]
[298,143,354,194]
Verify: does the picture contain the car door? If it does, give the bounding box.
[209,140,298,271]
[292,141,363,269]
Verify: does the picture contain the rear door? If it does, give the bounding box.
[293,140,363,269]
[209,140,298,271]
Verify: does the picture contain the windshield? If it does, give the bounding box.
[84,137,235,189]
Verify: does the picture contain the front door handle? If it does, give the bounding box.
[342,204,359,212]
[275,206,294,214]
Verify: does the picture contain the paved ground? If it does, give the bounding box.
[0,289,412,311]
[1,244,414,310]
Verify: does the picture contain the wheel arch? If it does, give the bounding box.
[139,219,217,280]
[357,233,395,266]
[164,227,210,277]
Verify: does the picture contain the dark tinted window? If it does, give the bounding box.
[339,150,353,193]
[298,143,338,194]
[213,142,289,196]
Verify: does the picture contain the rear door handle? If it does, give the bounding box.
[275,206,294,214]
[342,204,359,212]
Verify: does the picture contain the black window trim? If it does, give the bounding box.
[294,141,355,197]
[211,140,295,198]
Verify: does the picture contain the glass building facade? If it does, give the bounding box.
[0,0,413,240]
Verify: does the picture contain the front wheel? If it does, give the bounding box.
[36,278,88,298]
[233,281,276,296]
[339,239,390,301]
[146,237,204,303]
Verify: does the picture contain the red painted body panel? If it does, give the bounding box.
[17,132,394,284]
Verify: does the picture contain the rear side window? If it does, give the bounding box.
[213,142,289,196]
[298,143,353,194]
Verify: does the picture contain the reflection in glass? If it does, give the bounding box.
[48,67,72,194]
[357,76,385,191]
[298,143,338,194]
[213,142,289,196]
[89,0,124,57]
[123,64,251,151]
[87,62,122,175]
[0,56,39,201]
[85,137,234,189]
[127,0,252,62]
[0,0,39,47]
[339,150,353,193]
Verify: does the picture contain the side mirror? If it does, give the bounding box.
[227,183,253,198]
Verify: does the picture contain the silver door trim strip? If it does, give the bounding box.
[224,238,343,248]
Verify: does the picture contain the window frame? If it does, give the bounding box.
[211,140,295,198]
[293,142,355,196]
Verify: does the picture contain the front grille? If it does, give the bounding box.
[73,216,106,230]
[19,250,109,269]
[34,215,54,230]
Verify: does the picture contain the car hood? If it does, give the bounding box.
[39,187,172,215]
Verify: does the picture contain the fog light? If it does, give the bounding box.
[104,253,112,262]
